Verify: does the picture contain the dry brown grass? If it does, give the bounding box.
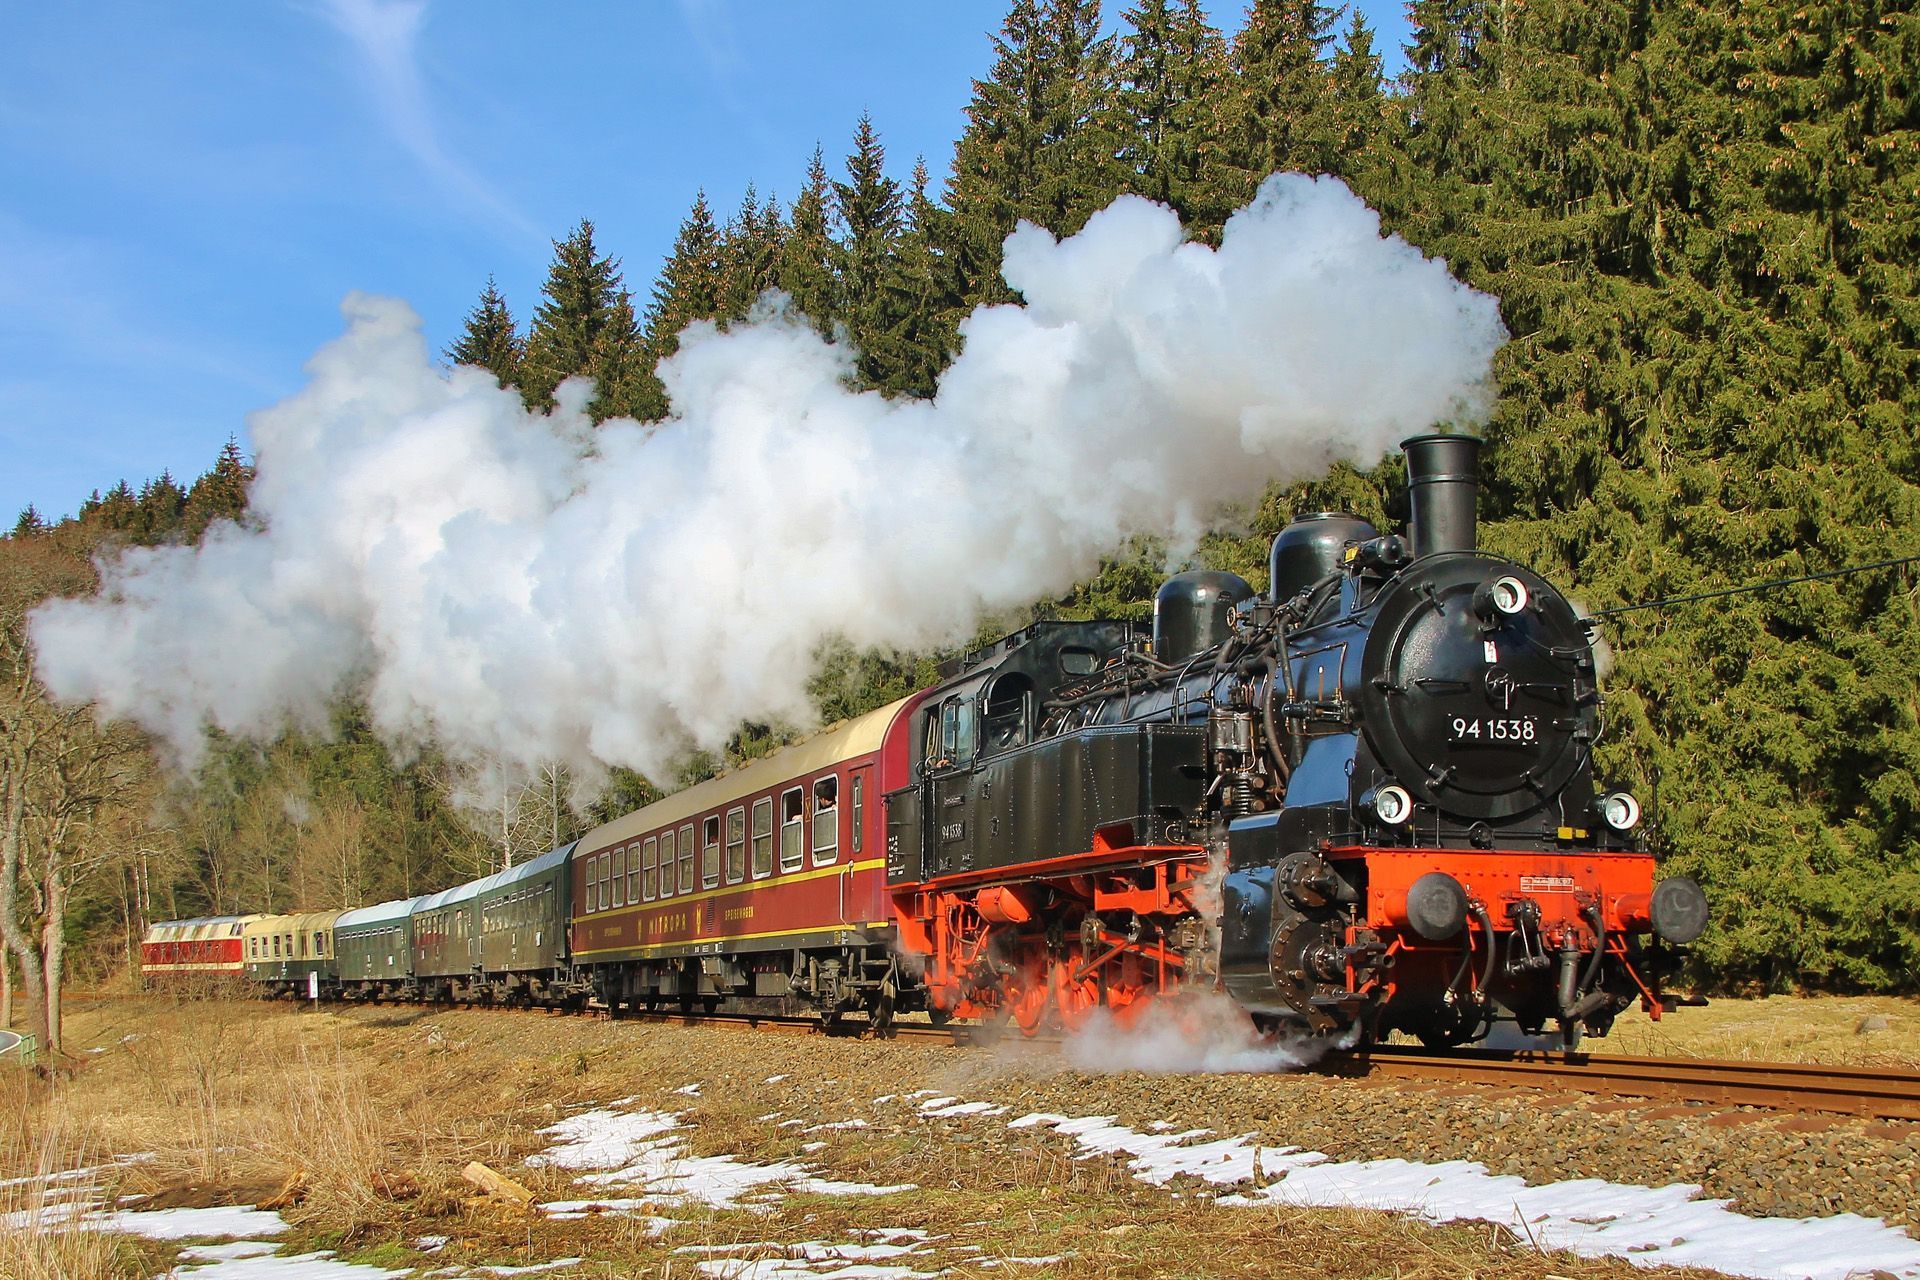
[14,997,1755,1279]
[1604,992,1920,1065]
[0,1078,164,1280]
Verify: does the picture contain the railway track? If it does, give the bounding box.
[611,1007,1920,1121]
[67,990,1920,1122]
[1333,1045,1920,1122]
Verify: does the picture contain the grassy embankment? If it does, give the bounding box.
[3,992,1912,1278]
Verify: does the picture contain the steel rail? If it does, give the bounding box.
[1332,1045,1920,1121]
[69,990,1920,1121]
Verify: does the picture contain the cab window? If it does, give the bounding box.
[935,695,978,769]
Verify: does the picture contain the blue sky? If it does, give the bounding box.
[1,1,1413,523]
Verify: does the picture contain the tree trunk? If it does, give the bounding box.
[2,948,12,1030]
[0,764,51,1053]
[42,870,65,1055]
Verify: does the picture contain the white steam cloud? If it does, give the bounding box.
[30,175,1505,785]
[1059,988,1345,1074]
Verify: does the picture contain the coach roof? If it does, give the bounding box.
[574,696,911,856]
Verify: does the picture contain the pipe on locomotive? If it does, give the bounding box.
[1401,432,1483,557]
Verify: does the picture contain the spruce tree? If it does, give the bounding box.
[948,0,1130,306]
[945,0,1049,307]
[1120,0,1231,227]
[588,291,650,423]
[11,505,44,538]
[1325,11,1393,199]
[183,437,252,540]
[720,184,786,323]
[1032,0,1130,234]
[869,158,956,398]
[834,113,906,386]
[647,194,726,346]
[131,471,187,545]
[520,220,645,421]
[1223,0,1342,196]
[446,275,524,388]
[778,149,843,335]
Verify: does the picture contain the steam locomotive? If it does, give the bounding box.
[148,434,1706,1049]
[890,434,1705,1047]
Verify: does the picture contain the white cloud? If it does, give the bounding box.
[316,0,541,244]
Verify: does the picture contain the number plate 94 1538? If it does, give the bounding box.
[1449,716,1539,744]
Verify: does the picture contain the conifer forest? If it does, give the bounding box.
[3,0,1916,1046]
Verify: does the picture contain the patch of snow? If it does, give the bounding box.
[918,1101,1006,1119]
[764,1074,788,1084]
[471,1259,583,1275]
[166,1248,408,1278]
[999,1110,1920,1280]
[529,1103,915,1215]
[94,1204,292,1240]
[414,1235,449,1252]
[672,1083,703,1096]
[691,1256,938,1280]
[802,1120,870,1133]
[527,1109,680,1171]
[177,1242,282,1262]
[538,1197,677,1233]
[755,1112,782,1122]
[801,1143,829,1154]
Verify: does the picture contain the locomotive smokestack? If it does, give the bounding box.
[1402,433,1482,556]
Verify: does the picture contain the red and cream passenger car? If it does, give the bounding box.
[569,694,925,1018]
[140,914,262,981]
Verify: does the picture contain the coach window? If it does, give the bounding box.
[658,831,675,899]
[702,815,722,889]
[612,847,627,908]
[779,787,805,872]
[627,844,642,903]
[678,823,696,894]
[642,837,658,901]
[751,798,774,879]
[812,776,839,865]
[273,935,281,958]
[600,852,613,912]
[726,807,746,884]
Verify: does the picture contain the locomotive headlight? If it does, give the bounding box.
[1472,574,1531,622]
[1490,575,1529,615]
[1597,791,1641,832]
[1368,784,1414,826]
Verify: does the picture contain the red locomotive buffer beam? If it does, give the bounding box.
[1328,845,1682,1044]
[894,845,1212,1035]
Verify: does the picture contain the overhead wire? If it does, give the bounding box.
[1584,553,1920,621]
